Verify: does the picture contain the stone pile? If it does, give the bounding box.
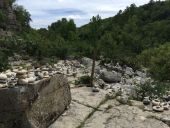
[90,61,149,100]
[0,74,8,88]
[0,55,152,107]
[142,91,170,112]
[0,57,83,88]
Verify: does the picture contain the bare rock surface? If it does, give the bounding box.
[49,101,93,128]
[83,100,170,128]
[50,87,170,128]
[49,87,107,128]
[71,87,107,108]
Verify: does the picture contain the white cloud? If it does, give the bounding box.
[66,15,82,20]
[16,0,150,28]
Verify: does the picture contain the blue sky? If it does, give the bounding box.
[16,0,150,28]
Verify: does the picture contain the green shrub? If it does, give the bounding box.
[0,50,8,71]
[0,10,7,22]
[75,75,91,87]
[134,81,170,101]
[138,43,170,82]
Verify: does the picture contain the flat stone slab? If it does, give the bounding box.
[49,101,93,128]
[49,87,107,128]
[71,87,106,108]
[83,100,170,128]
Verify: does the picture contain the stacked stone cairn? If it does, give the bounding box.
[143,93,170,112]
[16,69,28,85]
[0,74,8,88]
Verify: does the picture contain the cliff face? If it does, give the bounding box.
[0,0,18,33]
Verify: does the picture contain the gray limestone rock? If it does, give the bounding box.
[0,75,71,128]
[100,71,121,83]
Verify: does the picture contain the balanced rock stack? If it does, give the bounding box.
[27,70,36,83]
[8,77,17,87]
[16,69,28,85]
[143,97,170,112]
[41,67,50,78]
[43,71,50,78]
[0,74,8,88]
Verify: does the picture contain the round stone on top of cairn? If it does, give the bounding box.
[15,69,28,85]
[43,71,50,78]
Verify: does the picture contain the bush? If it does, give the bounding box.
[0,50,8,71]
[134,81,170,101]
[75,75,91,87]
[0,10,7,22]
[138,43,170,82]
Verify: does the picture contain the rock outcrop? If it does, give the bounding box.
[0,0,18,33]
[100,71,121,83]
[81,57,93,67]
[0,74,71,128]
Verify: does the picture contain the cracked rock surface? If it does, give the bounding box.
[49,87,170,128]
[84,103,169,128]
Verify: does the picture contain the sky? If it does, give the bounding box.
[16,0,150,29]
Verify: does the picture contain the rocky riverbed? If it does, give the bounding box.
[0,54,170,128]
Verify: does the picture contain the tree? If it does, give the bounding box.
[48,18,76,40]
[89,15,101,87]
[13,5,31,31]
[0,50,8,71]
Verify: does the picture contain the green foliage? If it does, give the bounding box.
[0,10,7,22]
[75,76,91,86]
[0,7,8,29]
[89,15,102,45]
[1,0,170,83]
[135,81,170,101]
[13,4,31,31]
[139,43,170,81]
[78,0,170,62]
[48,18,77,41]
[0,50,8,71]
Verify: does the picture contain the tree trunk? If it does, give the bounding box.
[90,49,96,87]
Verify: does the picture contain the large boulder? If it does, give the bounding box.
[81,57,92,67]
[116,95,129,104]
[135,70,146,78]
[125,67,134,76]
[100,71,121,83]
[0,74,71,128]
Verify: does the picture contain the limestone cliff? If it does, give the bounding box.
[0,0,18,35]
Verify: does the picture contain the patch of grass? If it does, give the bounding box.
[75,75,91,87]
